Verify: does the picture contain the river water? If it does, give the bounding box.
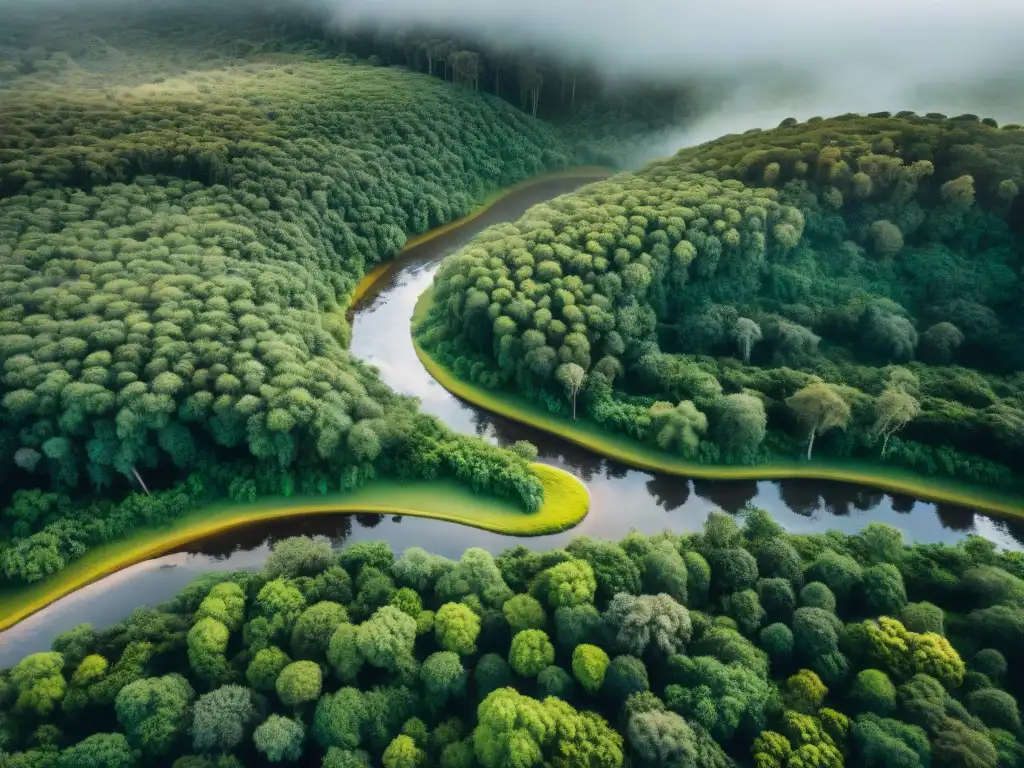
[1,175,1021,667]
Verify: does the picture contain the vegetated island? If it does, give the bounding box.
[0,463,588,634]
[2,514,1024,768]
[416,112,1024,516]
[0,0,653,600]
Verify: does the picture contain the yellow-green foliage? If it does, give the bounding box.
[862,616,965,688]
[0,463,588,632]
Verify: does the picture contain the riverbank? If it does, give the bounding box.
[0,170,611,636]
[0,463,588,632]
[412,286,1024,521]
[350,167,613,307]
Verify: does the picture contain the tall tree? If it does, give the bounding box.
[556,363,586,420]
[733,318,762,364]
[871,372,921,456]
[786,383,851,460]
[648,401,707,457]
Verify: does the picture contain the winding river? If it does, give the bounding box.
[1,175,1022,667]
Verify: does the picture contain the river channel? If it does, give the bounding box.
[1,175,1021,667]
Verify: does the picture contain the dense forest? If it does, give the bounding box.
[0,0,667,586]
[2,516,1024,767]
[421,114,1024,487]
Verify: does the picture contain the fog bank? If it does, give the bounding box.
[324,0,1024,158]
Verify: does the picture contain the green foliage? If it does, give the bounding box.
[473,654,511,699]
[390,589,424,619]
[245,647,290,693]
[190,685,258,753]
[792,607,842,662]
[726,589,767,635]
[901,602,945,635]
[58,733,137,768]
[196,584,246,632]
[863,617,965,687]
[758,540,804,586]
[187,618,231,685]
[566,537,642,605]
[382,734,424,768]
[849,670,897,715]
[339,543,396,578]
[508,629,555,677]
[291,602,348,662]
[852,713,930,768]
[472,688,623,768]
[666,654,772,742]
[863,564,908,616]
[603,655,650,704]
[760,578,798,621]
[805,551,863,602]
[356,607,417,672]
[435,549,512,609]
[422,112,1024,488]
[420,652,466,710]
[11,652,66,716]
[392,548,453,593]
[327,624,364,684]
[628,709,730,767]
[966,688,1021,732]
[572,644,610,693]
[537,665,576,700]
[501,594,546,633]
[253,715,305,763]
[266,537,336,579]
[605,592,692,656]
[0,9,572,581]
[275,661,322,708]
[113,671,192,757]
[800,583,837,613]
[973,649,1006,681]
[683,551,712,608]
[786,670,828,714]
[932,717,998,768]
[707,547,759,594]
[4,520,1024,768]
[434,603,481,656]
[533,558,597,609]
[641,543,689,604]
[761,623,795,669]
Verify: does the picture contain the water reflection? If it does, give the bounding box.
[646,475,691,512]
[935,504,976,532]
[3,175,1023,666]
[692,478,758,512]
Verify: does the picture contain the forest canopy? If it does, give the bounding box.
[2,515,1024,767]
[420,113,1024,487]
[0,2,603,586]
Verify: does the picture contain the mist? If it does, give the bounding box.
[5,0,1024,165]
[323,0,1024,161]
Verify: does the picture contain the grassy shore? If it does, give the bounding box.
[0,463,588,632]
[413,287,1024,521]
[350,167,613,307]
[0,169,612,634]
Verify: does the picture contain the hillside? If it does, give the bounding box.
[0,8,579,585]
[421,113,1024,486]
